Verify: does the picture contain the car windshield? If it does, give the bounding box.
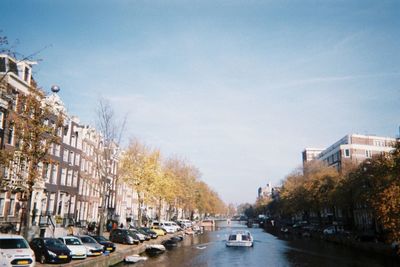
[93,236,107,242]
[127,230,138,237]
[0,238,29,249]
[44,239,65,248]
[80,236,96,243]
[65,238,82,245]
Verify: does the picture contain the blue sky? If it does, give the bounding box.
[1,0,399,204]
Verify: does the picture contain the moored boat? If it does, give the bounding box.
[225,230,253,247]
[124,254,148,263]
[145,244,166,256]
[162,240,178,249]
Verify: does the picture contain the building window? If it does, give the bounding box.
[75,154,80,166]
[43,163,51,183]
[8,59,18,76]
[63,149,69,162]
[69,151,74,165]
[57,193,63,215]
[71,135,76,148]
[366,150,372,158]
[0,111,3,129]
[67,169,72,186]
[0,193,5,216]
[48,193,55,214]
[7,123,14,145]
[8,196,15,216]
[24,66,30,82]
[51,165,58,184]
[61,168,66,186]
[0,57,6,72]
[344,149,350,158]
[73,172,78,187]
[54,144,60,157]
[48,143,54,155]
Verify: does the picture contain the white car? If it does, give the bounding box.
[152,221,176,234]
[167,221,182,232]
[178,219,192,228]
[0,234,35,267]
[58,236,87,259]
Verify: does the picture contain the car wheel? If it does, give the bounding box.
[40,255,46,264]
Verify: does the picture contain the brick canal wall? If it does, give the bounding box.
[37,234,178,267]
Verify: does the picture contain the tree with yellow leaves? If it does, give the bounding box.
[119,139,161,226]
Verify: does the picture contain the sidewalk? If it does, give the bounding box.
[35,232,177,267]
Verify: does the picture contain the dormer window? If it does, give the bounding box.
[24,66,30,82]
[0,57,5,73]
[8,58,18,76]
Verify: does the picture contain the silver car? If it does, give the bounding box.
[77,235,104,256]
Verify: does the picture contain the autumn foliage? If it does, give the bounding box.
[269,142,400,247]
[119,138,226,222]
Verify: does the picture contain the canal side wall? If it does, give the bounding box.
[41,234,176,267]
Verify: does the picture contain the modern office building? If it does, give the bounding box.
[302,134,396,170]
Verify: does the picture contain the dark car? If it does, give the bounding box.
[109,229,139,245]
[30,238,72,264]
[140,227,158,239]
[90,235,116,252]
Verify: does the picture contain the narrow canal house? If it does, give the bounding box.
[0,54,36,231]
[76,125,103,225]
[37,96,81,229]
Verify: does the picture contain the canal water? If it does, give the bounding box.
[117,221,399,267]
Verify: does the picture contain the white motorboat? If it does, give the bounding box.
[124,254,148,263]
[145,244,166,256]
[225,231,253,247]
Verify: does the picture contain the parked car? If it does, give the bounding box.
[0,234,35,267]
[109,229,140,245]
[140,227,158,239]
[131,228,151,241]
[30,237,72,264]
[150,226,166,236]
[292,221,308,229]
[58,236,87,259]
[323,225,344,235]
[168,221,182,232]
[127,229,147,242]
[76,235,103,256]
[177,219,192,229]
[90,235,116,252]
[152,221,176,234]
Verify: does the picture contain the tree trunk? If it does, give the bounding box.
[21,189,33,239]
[137,193,142,227]
[157,197,162,221]
[97,188,108,236]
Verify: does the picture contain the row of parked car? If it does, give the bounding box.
[0,219,197,267]
[0,233,116,266]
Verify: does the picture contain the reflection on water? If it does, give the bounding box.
[117,221,399,267]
